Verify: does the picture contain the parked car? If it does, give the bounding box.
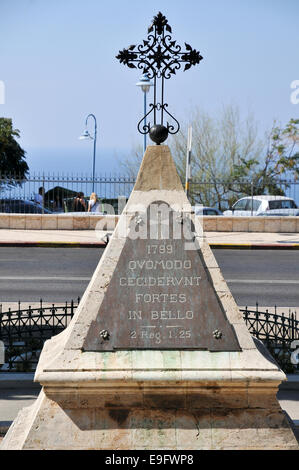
[223,196,297,216]
[192,206,223,216]
[0,199,52,214]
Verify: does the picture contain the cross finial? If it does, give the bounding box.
[116,12,203,145]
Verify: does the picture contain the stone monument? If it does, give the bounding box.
[1,12,298,450]
[1,144,298,450]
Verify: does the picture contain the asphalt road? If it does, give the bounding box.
[213,249,299,307]
[0,247,298,307]
[0,247,102,304]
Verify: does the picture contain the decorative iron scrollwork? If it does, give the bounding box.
[116,12,203,145]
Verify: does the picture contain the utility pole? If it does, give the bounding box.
[185,125,192,200]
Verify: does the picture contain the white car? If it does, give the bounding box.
[223,195,297,216]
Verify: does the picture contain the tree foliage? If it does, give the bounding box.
[120,106,299,210]
[228,118,299,201]
[171,107,299,210]
[171,105,264,209]
[0,118,29,184]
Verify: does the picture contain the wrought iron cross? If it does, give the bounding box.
[116,12,203,145]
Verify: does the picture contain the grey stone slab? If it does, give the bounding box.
[83,203,240,352]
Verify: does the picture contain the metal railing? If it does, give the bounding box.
[0,173,298,214]
[0,301,298,372]
[188,177,299,210]
[242,305,299,373]
[0,299,79,372]
[0,173,136,214]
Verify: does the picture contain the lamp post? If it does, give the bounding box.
[79,113,97,193]
[185,125,192,200]
[136,73,153,153]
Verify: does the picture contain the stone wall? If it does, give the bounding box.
[0,214,118,230]
[0,214,298,232]
[203,216,299,233]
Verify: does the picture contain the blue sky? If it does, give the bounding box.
[0,0,298,174]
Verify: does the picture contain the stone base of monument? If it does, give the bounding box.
[1,146,298,450]
[1,356,298,449]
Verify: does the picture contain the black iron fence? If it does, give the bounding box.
[0,174,135,215]
[0,299,79,372]
[188,177,299,211]
[242,305,299,373]
[0,173,298,214]
[0,301,298,372]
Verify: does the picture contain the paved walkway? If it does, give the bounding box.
[208,231,299,247]
[0,229,298,247]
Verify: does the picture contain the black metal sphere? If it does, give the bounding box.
[149,125,169,145]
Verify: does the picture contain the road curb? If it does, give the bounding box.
[0,241,106,248]
[210,243,299,250]
[0,241,298,249]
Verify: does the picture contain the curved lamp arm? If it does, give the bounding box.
[85,113,97,140]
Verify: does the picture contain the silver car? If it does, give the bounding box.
[223,196,297,216]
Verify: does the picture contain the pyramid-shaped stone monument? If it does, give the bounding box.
[1,145,298,449]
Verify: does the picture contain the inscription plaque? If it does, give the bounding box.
[83,202,241,351]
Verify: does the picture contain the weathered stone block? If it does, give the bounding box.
[9,214,25,229]
[89,215,104,229]
[247,387,281,409]
[41,215,58,229]
[73,216,90,229]
[217,217,233,231]
[248,217,265,232]
[143,389,186,409]
[280,217,297,232]
[57,215,73,229]
[186,387,248,409]
[232,217,249,232]
[203,217,217,231]
[0,214,10,228]
[181,350,230,370]
[94,409,132,449]
[130,409,177,449]
[175,409,212,449]
[25,215,42,229]
[216,292,244,324]
[211,408,298,450]
[264,217,281,232]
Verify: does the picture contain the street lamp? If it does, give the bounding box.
[136,73,153,154]
[79,113,97,193]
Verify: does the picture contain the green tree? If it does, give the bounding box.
[119,107,299,211]
[228,118,299,202]
[0,118,29,184]
[171,105,264,210]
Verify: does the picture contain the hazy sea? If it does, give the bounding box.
[25,147,125,175]
[1,147,299,205]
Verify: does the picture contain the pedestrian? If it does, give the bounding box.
[34,187,44,206]
[88,192,100,212]
[73,192,86,212]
